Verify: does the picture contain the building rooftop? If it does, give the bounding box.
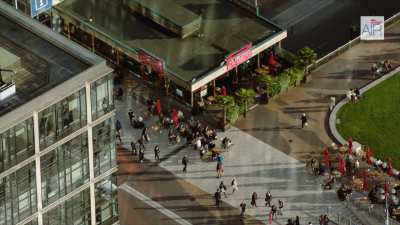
[56,0,281,83]
[0,2,110,130]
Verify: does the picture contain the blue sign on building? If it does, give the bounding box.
[30,0,52,18]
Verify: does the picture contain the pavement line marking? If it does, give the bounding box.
[119,183,193,225]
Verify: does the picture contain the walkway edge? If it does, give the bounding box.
[329,66,400,145]
[119,183,193,225]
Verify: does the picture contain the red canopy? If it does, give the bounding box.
[347,138,353,155]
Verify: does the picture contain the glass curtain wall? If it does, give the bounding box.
[95,176,118,225]
[92,118,116,177]
[0,162,37,225]
[42,188,91,225]
[91,74,114,120]
[0,118,34,173]
[39,89,87,149]
[41,133,89,207]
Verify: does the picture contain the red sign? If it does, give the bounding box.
[225,43,253,71]
[138,49,165,75]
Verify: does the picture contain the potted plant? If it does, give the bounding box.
[259,75,281,98]
[295,47,317,82]
[235,88,256,117]
[215,95,236,129]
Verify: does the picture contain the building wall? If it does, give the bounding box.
[0,73,118,225]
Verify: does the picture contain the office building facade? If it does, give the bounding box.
[0,2,119,225]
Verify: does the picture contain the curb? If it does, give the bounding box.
[329,66,400,145]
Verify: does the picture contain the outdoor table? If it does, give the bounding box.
[352,178,363,191]
[338,146,347,154]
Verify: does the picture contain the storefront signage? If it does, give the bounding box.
[30,0,52,18]
[225,43,253,71]
[138,49,165,75]
[361,16,384,40]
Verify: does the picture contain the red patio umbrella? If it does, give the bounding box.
[267,52,277,67]
[322,147,331,168]
[338,156,346,175]
[363,171,368,192]
[171,108,178,126]
[365,146,372,165]
[221,86,227,96]
[347,138,353,155]
[154,99,161,115]
[384,181,389,196]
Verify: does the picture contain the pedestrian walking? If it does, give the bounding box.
[182,155,188,172]
[216,162,224,178]
[128,109,134,125]
[278,199,284,215]
[300,113,308,128]
[116,119,122,133]
[116,130,122,144]
[139,149,144,163]
[240,201,246,218]
[219,181,228,198]
[294,216,300,225]
[287,219,294,225]
[138,136,145,151]
[265,191,272,207]
[251,192,258,207]
[308,222,313,225]
[154,145,160,161]
[271,204,277,219]
[231,177,238,193]
[329,96,336,111]
[214,189,221,207]
[130,141,137,155]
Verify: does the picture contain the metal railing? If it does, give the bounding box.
[306,11,400,73]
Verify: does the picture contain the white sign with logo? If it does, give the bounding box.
[360,16,384,40]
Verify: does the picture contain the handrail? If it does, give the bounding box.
[306,11,400,73]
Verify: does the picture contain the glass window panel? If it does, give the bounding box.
[43,188,91,225]
[95,176,118,225]
[0,162,36,224]
[41,133,89,207]
[93,118,116,177]
[91,74,114,120]
[0,118,34,173]
[39,89,86,149]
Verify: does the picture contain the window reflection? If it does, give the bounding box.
[0,118,34,173]
[39,89,87,149]
[41,133,89,207]
[0,162,37,225]
[95,176,118,225]
[91,74,114,120]
[93,118,116,177]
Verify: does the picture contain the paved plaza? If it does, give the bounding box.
[116,95,350,225]
[116,21,400,225]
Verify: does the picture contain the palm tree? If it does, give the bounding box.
[295,47,317,75]
[235,88,255,117]
[215,95,235,125]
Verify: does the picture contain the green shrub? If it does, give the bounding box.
[259,75,281,97]
[226,104,240,123]
[278,73,290,91]
[285,67,304,86]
